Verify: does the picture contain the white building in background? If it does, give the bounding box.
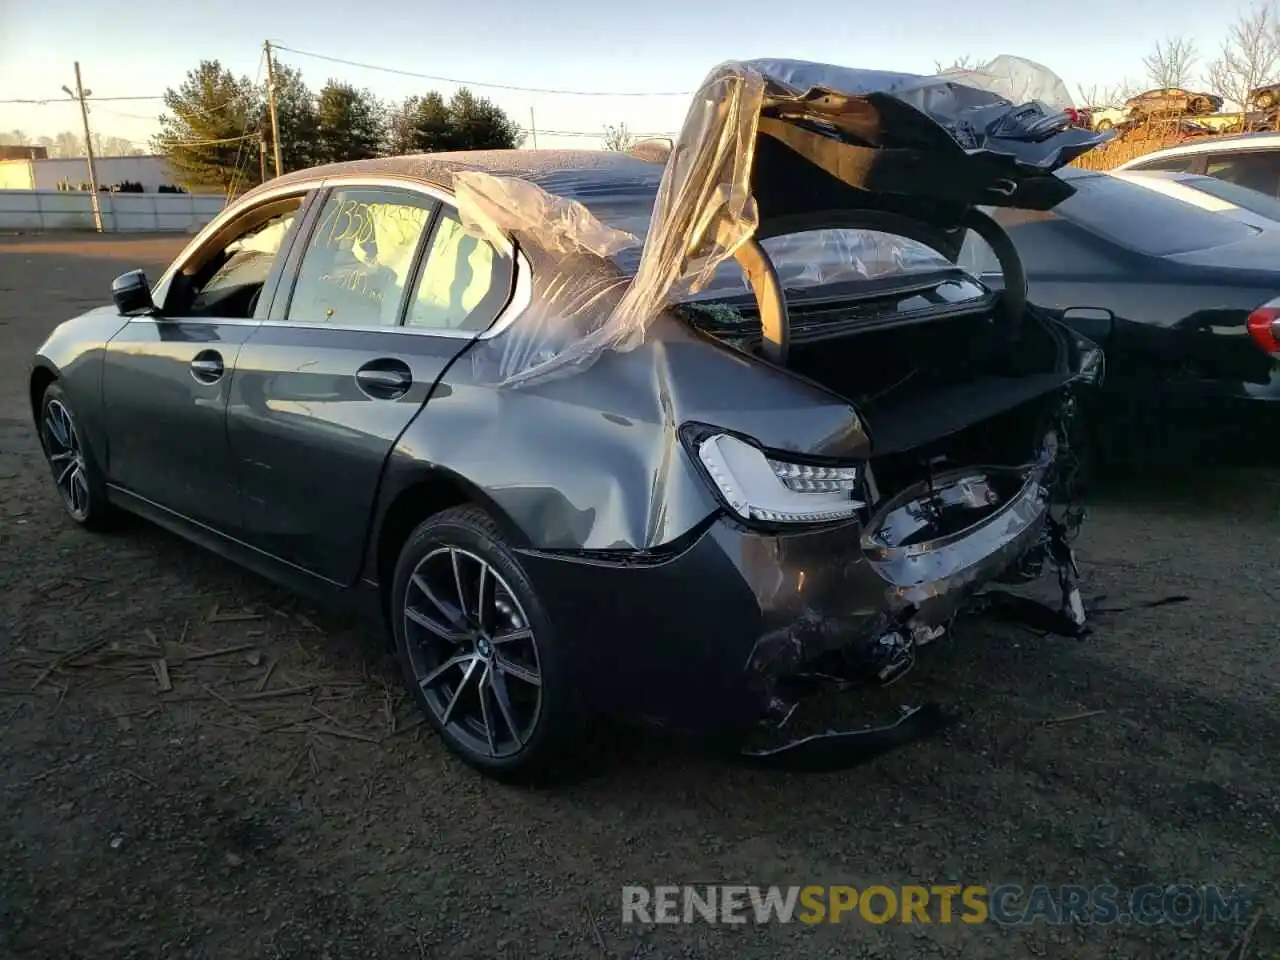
[0,154,218,193]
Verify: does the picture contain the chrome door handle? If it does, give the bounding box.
[190,351,224,384]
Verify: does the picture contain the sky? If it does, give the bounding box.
[0,0,1248,153]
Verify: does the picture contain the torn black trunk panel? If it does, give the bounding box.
[740,58,1113,246]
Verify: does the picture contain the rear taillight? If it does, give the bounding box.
[1247,299,1280,354]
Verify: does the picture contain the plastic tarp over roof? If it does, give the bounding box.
[935,55,1077,111]
[456,56,1110,388]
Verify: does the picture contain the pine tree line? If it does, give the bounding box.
[155,60,523,192]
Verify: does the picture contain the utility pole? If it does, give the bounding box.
[528,106,537,148]
[258,134,268,183]
[263,40,283,177]
[62,62,103,232]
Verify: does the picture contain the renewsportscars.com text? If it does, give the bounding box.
[621,884,1252,926]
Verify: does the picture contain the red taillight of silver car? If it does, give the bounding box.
[1247,297,1280,354]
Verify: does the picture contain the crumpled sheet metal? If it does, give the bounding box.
[455,56,1107,389]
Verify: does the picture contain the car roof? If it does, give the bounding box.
[239,149,665,205]
[1116,131,1280,168]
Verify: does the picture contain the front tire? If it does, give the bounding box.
[390,506,588,783]
[38,382,112,531]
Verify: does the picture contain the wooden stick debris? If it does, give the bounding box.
[208,601,263,623]
[29,637,108,690]
[254,662,276,693]
[200,684,261,728]
[1223,910,1263,960]
[1040,708,1106,726]
[584,900,608,956]
[151,659,172,693]
[121,768,158,789]
[235,684,314,702]
[183,642,260,662]
[309,724,379,743]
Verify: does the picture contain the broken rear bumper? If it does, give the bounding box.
[515,436,1071,750]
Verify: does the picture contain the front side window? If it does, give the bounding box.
[288,188,438,327]
[406,208,513,332]
[175,199,302,318]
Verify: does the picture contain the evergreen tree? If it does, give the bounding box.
[314,80,385,164]
[154,60,258,191]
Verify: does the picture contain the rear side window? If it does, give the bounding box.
[1204,150,1280,197]
[1052,173,1259,255]
[288,188,438,327]
[406,208,513,332]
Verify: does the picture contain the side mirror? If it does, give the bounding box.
[112,270,156,317]
[1061,305,1114,342]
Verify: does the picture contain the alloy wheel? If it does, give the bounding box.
[42,398,90,522]
[404,546,543,759]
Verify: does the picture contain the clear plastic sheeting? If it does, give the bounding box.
[452,171,641,257]
[456,57,1110,388]
[693,229,955,299]
[935,54,1076,112]
[466,63,765,387]
[761,230,949,287]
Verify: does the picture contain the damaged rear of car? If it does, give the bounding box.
[393,58,1113,779]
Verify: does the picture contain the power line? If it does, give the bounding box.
[159,134,260,146]
[533,129,681,138]
[0,95,164,104]
[228,49,268,199]
[270,42,694,97]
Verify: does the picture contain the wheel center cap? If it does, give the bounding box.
[476,637,492,658]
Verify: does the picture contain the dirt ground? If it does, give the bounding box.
[0,233,1276,960]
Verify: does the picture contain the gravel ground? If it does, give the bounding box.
[0,233,1276,959]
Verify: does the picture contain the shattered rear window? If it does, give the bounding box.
[610,226,958,301]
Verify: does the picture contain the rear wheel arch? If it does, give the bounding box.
[373,467,530,608]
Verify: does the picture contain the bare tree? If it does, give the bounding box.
[602,122,635,152]
[1142,36,1198,89]
[1077,83,1128,108]
[1206,2,1280,109]
[933,55,976,73]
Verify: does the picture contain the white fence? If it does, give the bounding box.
[0,190,226,233]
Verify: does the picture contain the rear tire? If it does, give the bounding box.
[390,505,589,784]
[37,382,114,531]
